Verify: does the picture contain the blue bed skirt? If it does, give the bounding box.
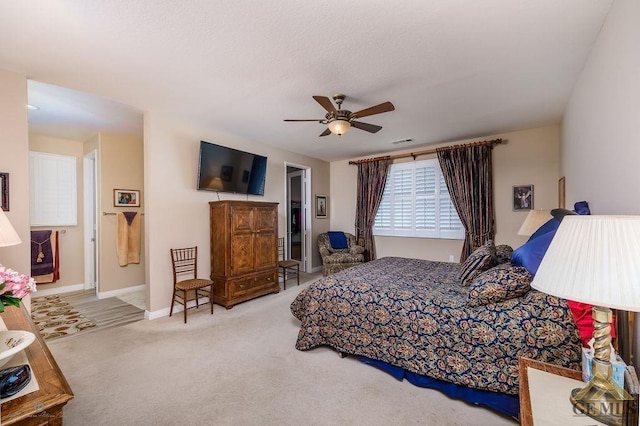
[358,356,519,419]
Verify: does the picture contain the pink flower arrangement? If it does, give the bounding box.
[0,265,37,313]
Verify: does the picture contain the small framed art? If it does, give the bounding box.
[1,172,8,211]
[114,189,140,207]
[315,195,327,219]
[513,185,534,211]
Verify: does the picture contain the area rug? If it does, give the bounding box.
[31,290,145,341]
[31,294,97,340]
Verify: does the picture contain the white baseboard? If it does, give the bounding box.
[97,284,145,300]
[35,283,85,297]
[309,265,322,273]
[145,296,212,320]
[35,283,147,299]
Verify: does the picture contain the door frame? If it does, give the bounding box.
[83,150,98,291]
[284,162,312,273]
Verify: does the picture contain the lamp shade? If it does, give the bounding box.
[328,119,350,136]
[517,209,552,236]
[531,215,640,311]
[0,209,21,247]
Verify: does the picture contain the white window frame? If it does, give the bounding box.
[373,159,464,240]
[29,151,78,226]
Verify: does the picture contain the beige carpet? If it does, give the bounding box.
[48,272,515,425]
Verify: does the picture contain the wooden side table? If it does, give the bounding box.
[520,357,639,425]
[0,305,74,425]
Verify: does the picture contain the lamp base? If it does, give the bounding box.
[570,374,631,426]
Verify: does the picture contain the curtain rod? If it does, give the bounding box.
[348,138,503,165]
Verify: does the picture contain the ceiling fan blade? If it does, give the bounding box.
[313,96,337,114]
[284,119,324,122]
[319,128,331,137]
[352,101,395,119]
[351,121,383,133]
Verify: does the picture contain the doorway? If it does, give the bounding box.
[285,163,311,273]
[83,150,98,293]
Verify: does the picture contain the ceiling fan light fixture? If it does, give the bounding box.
[328,119,350,136]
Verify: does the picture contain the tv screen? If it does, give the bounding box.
[197,141,267,195]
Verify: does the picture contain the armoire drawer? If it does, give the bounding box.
[229,272,277,298]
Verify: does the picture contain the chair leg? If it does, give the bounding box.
[170,288,177,317]
[296,264,300,286]
[210,283,214,315]
[283,267,287,290]
[183,289,188,324]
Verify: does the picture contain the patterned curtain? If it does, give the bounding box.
[437,145,495,262]
[355,159,392,261]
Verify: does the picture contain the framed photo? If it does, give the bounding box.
[315,195,327,219]
[513,185,534,211]
[0,172,8,211]
[114,189,140,207]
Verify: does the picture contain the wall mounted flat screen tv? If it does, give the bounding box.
[197,141,267,196]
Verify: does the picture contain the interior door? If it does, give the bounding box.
[287,171,304,265]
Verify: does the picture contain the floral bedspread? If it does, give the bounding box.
[291,257,581,394]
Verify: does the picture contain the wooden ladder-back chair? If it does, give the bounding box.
[170,246,214,323]
[278,237,300,290]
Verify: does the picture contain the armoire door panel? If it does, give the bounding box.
[231,206,254,234]
[254,232,277,271]
[231,234,254,275]
[254,207,276,233]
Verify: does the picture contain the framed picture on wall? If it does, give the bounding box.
[0,172,8,211]
[114,189,140,207]
[513,185,534,211]
[315,195,327,218]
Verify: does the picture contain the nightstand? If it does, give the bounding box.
[519,357,606,425]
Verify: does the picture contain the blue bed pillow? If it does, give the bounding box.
[511,230,555,275]
[527,218,560,242]
[327,231,349,249]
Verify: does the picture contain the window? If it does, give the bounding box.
[373,159,464,239]
[29,151,77,226]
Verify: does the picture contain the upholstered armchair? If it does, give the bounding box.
[317,232,365,276]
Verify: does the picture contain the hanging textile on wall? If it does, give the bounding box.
[31,230,60,284]
[116,212,141,266]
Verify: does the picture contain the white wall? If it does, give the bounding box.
[561,0,640,367]
[144,113,330,313]
[330,125,561,262]
[0,69,30,276]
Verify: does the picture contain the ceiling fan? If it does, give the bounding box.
[284,94,395,137]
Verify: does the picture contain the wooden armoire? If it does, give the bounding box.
[209,200,279,309]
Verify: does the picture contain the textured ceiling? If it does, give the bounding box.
[0,0,612,161]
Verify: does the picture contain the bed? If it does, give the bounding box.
[290,255,582,417]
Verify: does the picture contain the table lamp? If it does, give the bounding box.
[0,209,21,247]
[517,209,552,236]
[531,215,640,426]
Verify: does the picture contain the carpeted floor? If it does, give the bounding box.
[31,290,145,341]
[47,272,515,425]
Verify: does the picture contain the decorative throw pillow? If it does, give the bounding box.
[459,240,496,286]
[327,231,349,250]
[495,245,513,264]
[467,263,532,307]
